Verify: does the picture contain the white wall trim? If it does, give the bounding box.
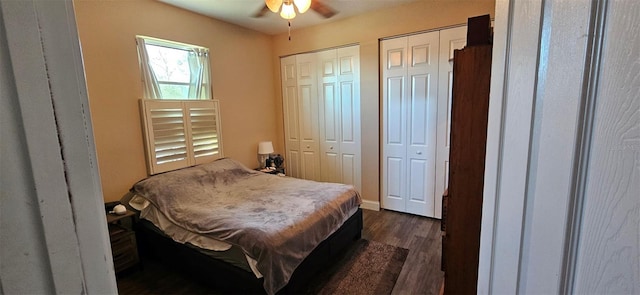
[478,0,543,293]
[361,200,380,211]
[476,0,510,291]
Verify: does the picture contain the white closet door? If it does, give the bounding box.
[281,55,301,178]
[317,49,342,183]
[435,26,467,218]
[283,46,360,187]
[405,32,440,216]
[336,46,361,192]
[382,31,440,217]
[296,53,321,181]
[318,46,361,191]
[382,37,409,212]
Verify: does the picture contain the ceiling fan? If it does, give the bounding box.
[253,0,337,19]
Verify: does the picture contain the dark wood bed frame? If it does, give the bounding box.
[135,208,363,294]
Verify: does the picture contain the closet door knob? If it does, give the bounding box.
[416,151,422,155]
[330,146,334,150]
[306,145,310,149]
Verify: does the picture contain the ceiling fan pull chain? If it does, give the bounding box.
[288,20,292,41]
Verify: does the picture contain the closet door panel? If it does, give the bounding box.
[337,46,361,191]
[318,50,341,183]
[382,37,408,211]
[340,81,356,144]
[296,53,320,181]
[385,157,406,210]
[281,56,300,178]
[321,83,338,142]
[406,73,435,215]
[341,154,356,186]
[436,26,467,218]
[409,75,429,145]
[386,77,405,146]
[320,82,341,182]
[407,159,428,215]
[301,150,319,180]
[288,150,301,178]
[406,31,439,217]
[322,152,341,183]
[299,86,316,142]
[338,81,358,186]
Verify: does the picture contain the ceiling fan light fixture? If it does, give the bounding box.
[293,0,311,14]
[280,3,296,20]
[265,0,283,13]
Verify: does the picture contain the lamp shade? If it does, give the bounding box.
[280,3,296,20]
[293,0,311,13]
[258,141,274,154]
[265,0,283,13]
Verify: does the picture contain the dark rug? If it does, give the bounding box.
[117,239,408,294]
[303,239,409,295]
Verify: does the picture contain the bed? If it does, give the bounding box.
[122,158,363,294]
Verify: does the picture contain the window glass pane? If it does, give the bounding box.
[159,83,189,99]
[137,36,211,100]
[145,44,190,84]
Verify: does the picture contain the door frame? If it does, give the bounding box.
[2,0,610,293]
[0,0,117,293]
[478,0,607,293]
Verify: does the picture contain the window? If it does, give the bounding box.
[140,99,223,175]
[136,36,211,100]
[136,36,221,174]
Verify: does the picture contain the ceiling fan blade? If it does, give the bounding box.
[311,1,337,18]
[252,4,271,18]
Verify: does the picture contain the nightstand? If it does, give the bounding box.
[106,210,140,275]
[256,167,285,175]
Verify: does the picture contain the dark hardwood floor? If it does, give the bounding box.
[362,209,443,295]
[117,209,443,294]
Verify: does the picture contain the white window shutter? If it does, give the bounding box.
[140,99,223,175]
[186,100,223,165]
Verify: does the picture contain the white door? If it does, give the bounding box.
[296,53,321,181]
[284,46,361,187]
[435,26,466,218]
[281,55,301,178]
[317,49,342,183]
[382,31,440,217]
[382,37,409,212]
[336,46,361,191]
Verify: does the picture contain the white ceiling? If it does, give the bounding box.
[158,0,418,35]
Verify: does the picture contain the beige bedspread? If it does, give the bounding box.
[131,158,361,294]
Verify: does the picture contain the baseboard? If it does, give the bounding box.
[361,200,380,211]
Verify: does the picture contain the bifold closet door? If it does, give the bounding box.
[434,26,467,218]
[296,53,321,181]
[317,50,341,183]
[281,53,322,180]
[382,32,439,217]
[281,46,360,188]
[281,55,301,178]
[317,46,361,191]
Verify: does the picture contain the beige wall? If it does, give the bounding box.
[75,0,279,202]
[75,0,493,204]
[271,1,495,204]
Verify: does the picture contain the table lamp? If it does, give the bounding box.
[257,141,274,168]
